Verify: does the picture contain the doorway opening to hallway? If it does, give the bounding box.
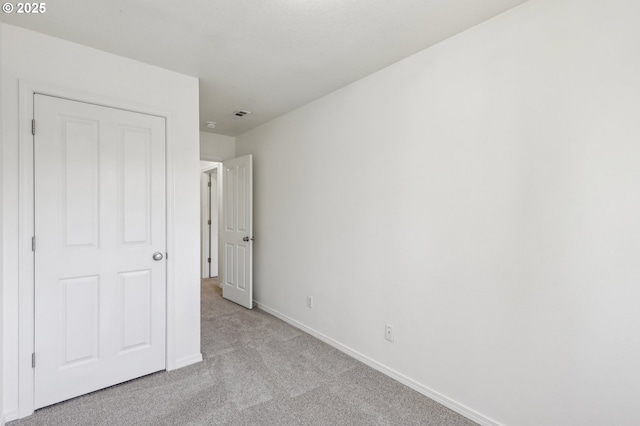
[201,161,221,282]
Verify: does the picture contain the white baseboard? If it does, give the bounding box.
[255,301,504,426]
[173,353,203,370]
[3,409,19,424]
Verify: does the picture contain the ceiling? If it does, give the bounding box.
[2,0,528,136]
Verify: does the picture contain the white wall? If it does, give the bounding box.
[236,0,640,425]
[2,24,201,420]
[200,131,236,161]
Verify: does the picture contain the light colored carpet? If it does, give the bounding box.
[10,278,476,425]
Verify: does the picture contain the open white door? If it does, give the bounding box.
[220,155,253,309]
[34,94,167,408]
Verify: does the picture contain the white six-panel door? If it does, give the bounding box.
[34,94,167,408]
[221,155,253,309]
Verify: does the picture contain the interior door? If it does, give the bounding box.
[34,94,167,408]
[220,155,253,309]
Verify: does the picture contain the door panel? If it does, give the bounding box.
[221,155,253,309]
[34,94,167,409]
[119,269,152,352]
[62,118,100,247]
[121,127,152,244]
[60,275,100,366]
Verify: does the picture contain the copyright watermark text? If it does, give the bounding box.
[2,3,47,13]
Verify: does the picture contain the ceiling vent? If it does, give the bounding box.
[233,110,251,118]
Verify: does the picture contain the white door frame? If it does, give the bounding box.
[200,163,221,279]
[16,81,181,418]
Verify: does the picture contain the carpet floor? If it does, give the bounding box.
[10,278,477,425]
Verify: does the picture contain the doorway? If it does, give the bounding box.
[201,161,221,282]
[199,155,254,309]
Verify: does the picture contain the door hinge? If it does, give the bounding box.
[208,182,211,187]
[166,252,169,260]
[207,258,211,263]
[32,119,36,135]
[208,220,211,225]
[32,353,36,368]
[32,236,36,251]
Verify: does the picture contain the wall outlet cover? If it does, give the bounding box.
[385,324,394,342]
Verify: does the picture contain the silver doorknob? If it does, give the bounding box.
[153,252,164,261]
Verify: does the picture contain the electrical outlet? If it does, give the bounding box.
[307,296,313,309]
[385,324,394,342]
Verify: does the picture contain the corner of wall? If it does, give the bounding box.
[200,132,236,161]
[173,353,203,370]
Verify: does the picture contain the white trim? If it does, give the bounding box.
[200,163,219,174]
[254,300,504,426]
[200,172,209,279]
[16,80,180,417]
[3,409,18,424]
[200,153,225,162]
[17,80,36,419]
[216,160,224,288]
[173,353,203,370]
[164,103,177,372]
